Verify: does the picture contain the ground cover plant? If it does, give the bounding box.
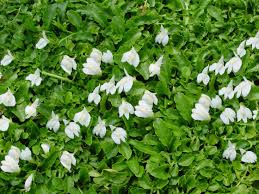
[0,0,259,193]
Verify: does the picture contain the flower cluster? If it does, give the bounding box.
[193,31,258,163]
[1,26,166,174]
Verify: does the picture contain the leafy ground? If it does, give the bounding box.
[0,0,259,193]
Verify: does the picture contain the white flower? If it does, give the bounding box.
[61,55,77,75]
[225,54,242,74]
[110,126,127,144]
[1,155,20,173]
[218,81,235,100]
[73,108,91,127]
[60,151,76,171]
[25,98,40,119]
[0,115,10,132]
[198,94,211,110]
[121,47,140,67]
[100,76,116,95]
[41,143,50,154]
[237,104,252,123]
[209,56,225,75]
[36,31,49,49]
[102,50,113,64]
[149,55,163,77]
[90,48,102,63]
[191,103,210,121]
[240,149,257,163]
[20,147,32,161]
[116,69,134,93]
[246,31,259,49]
[88,85,101,105]
[25,68,42,87]
[1,50,14,66]
[197,66,210,85]
[210,95,222,109]
[65,122,80,139]
[223,141,236,161]
[82,58,102,75]
[46,111,60,132]
[24,174,33,192]
[135,100,154,118]
[93,117,106,138]
[233,77,252,98]
[119,100,134,119]
[8,146,20,162]
[237,40,246,57]
[142,90,158,107]
[253,110,258,120]
[0,89,16,107]
[155,25,169,46]
[220,108,236,125]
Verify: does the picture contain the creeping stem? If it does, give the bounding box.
[41,71,73,83]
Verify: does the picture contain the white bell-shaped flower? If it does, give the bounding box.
[237,104,252,123]
[60,151,76,171]
[20,147,32,161]
[149,55,163,77]
[0,89,16,107]
[90,48,102,63]
[233,77,252,98]
[155,25,169,46]
[82,58,102,75]
[116,69,135,93]
[142,90,158,107]
[0,155,20,173]
[220,108,236,125]
[1,50,14,66]
[119,100,134,120]
[223,141,236,161]
[46,111,60,132]
[36,31,49,49]
[191,103,210,121]
[102,50,113,64]
[246,31,259,49]
[100,76,116,95]
[121,47,140,67]
[88,85,101,105]
[24,174,33,192]
[198,94,211,111]
[25,98,40,119]
[41,143,50,154]
[210,95,222,109]
[135,100,154,118]
[0,115,10,132]
[240,149,257,163]
[64,122,80,139]
[218,81,235,100]
[8,146,20,162]
[209,56,225,75]
[92,117,106,138]
[110,125,127,144]
[197,66,210,85]
[25,68,42,87]
[73,108,91,127]
[225,54,242,74]
[237,40,246,57]
[61,55,77,75]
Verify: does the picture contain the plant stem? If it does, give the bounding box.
[42,71,73,83]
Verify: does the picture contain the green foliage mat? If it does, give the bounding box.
[0,0,259,193]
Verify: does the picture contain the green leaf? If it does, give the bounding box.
[174,93,194,122]
[153,119,172,146]
[67,10,82,28]
[178,154,195,166]
[118,143,132,159]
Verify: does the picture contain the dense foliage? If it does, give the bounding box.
[0,0,259,193]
